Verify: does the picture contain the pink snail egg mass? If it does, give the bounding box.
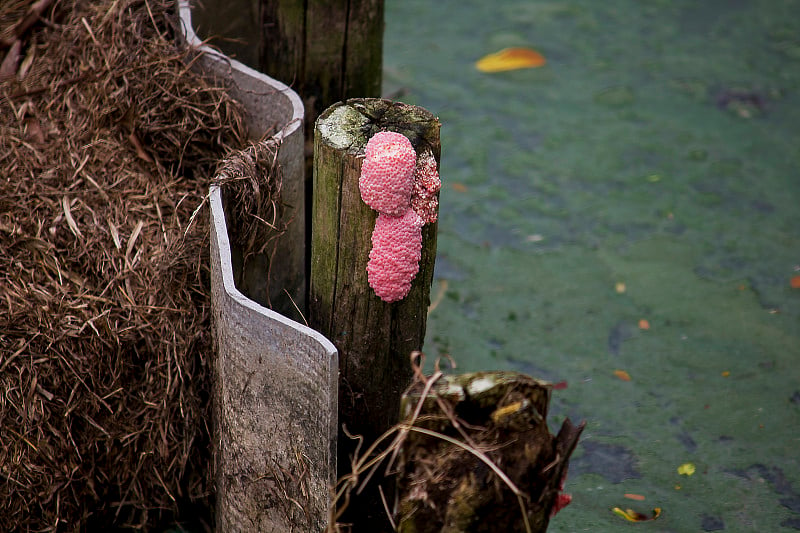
[367,210,424,302]
[411,149,441,224]
[359,131,417,216]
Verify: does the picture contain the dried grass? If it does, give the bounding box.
[212,139,289,295]
[0,0,247,529]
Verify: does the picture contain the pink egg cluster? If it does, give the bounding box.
[410,149,441,224]
[367,210,424,302]
[359,132,416,216]
[359,131,440,302]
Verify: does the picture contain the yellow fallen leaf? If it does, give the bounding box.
[677,462,695,476]
[615,281,626,293]
[475,47,546,73]
[612,507,662,522]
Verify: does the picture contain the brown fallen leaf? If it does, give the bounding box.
[613,369,631,381]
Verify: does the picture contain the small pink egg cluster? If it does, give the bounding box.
[359,131,440,302]
[410,149,441,224]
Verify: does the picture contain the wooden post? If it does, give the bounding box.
[192,0,384,114]
[259,0,384,132]
[396,372,585,533]
[310,98,440,529]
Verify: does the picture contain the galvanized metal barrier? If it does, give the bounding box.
[178,3,338,531]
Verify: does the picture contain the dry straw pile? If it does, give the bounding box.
[1,0,247,529]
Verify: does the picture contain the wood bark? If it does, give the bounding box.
[310,98,440,531]
[260,0,384,129]
[396,372,585,533]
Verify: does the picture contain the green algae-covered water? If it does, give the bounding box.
[384,1,800,531]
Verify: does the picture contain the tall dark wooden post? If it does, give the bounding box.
[310,98,440,531]
[259,0,384,133]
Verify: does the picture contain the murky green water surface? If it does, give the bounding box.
[385,1,800,530]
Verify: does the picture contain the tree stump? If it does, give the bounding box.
[310,98,440,530]
[210,184,338,532]
[396,372,585,533]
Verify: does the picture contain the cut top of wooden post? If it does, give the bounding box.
[310,97,440,448]
[316,98,440,158]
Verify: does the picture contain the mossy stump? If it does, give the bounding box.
[396,372,585,533]
[310,98,440,531]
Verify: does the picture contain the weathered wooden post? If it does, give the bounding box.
[191,1,384,113]
[260,1,387,310]
[310,98,440,529]
[259,1,384,131]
